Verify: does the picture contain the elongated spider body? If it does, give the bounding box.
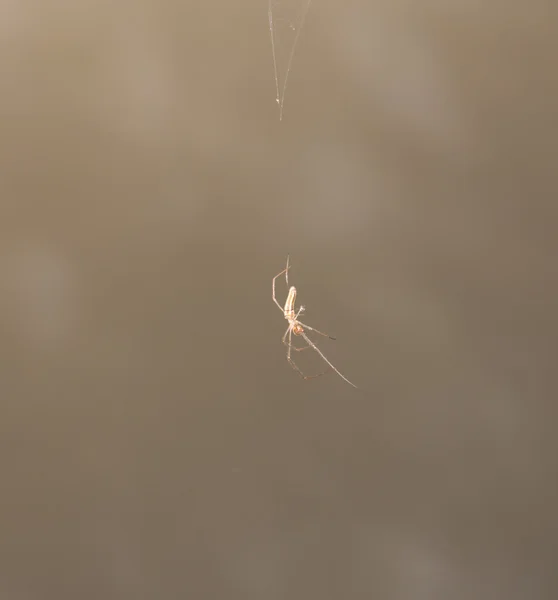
[272,256,357,388]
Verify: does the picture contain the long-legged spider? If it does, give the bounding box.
[272,255,357,388]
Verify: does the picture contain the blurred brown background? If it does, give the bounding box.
[1,1,557,598]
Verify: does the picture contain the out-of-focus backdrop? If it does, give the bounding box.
[2,1,557,598]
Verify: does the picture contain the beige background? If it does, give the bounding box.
[1,1,557,598]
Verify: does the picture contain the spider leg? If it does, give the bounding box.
[282,325,291,346]
[300,331,358,389]
[285,325,331,380]
[287,342,326,380]
[294,305,305,319]
[272,256,292,312]
[283,325,312,352]
[286,328,306,378]
[272,267,288,312]
[287,349,330,381]
[298,321,336,340]
[287,343,312,353]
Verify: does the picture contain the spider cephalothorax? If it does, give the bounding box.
[292,324,304,336]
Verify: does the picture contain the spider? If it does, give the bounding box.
[272,255,358,388]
